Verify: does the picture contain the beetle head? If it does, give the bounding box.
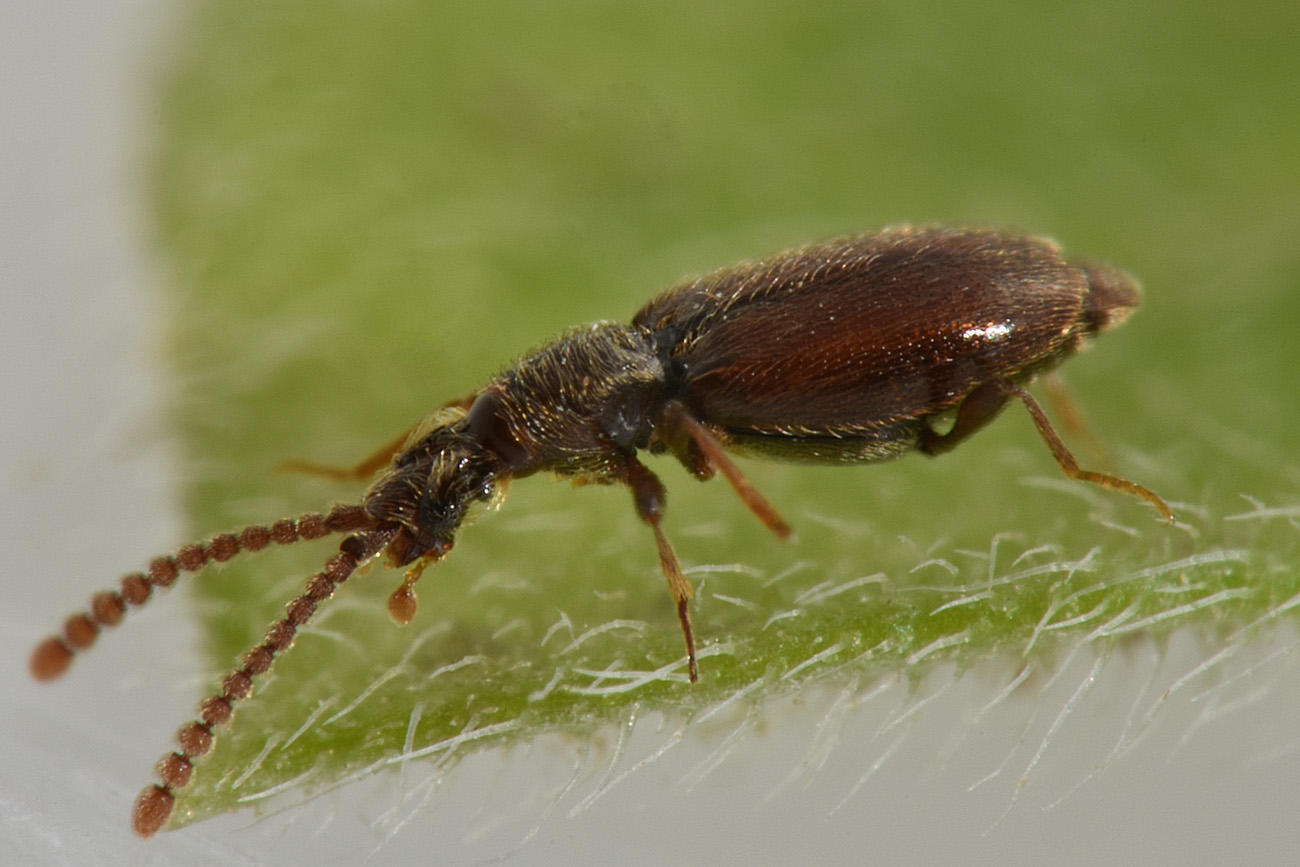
[363,422,506,568]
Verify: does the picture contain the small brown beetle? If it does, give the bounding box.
[31,224,1171,837]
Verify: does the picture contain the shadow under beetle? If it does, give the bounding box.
[30,224,1174,837]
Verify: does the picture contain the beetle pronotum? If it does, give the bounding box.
[31,225,1172,836]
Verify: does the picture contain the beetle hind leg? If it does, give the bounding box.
[1003,381,1174,523]
[919,379,1012,456]
[923,379,1172,522]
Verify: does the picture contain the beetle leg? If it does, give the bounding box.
[277,428,415,482]
[1003,382,1175,523]
[1040,372,1113,470]
[276,392,480,482]
[620,454,698,683]
[386,554,436,626]
[918,380,1012,456]
[659,401,792,540]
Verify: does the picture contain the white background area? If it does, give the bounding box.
[4,4,1300,865]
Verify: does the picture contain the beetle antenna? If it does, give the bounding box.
[130,525,395,837]
[28,504,377,682]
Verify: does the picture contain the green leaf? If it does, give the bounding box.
[153,0,1300,828]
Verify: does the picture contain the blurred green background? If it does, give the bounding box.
[152,0,1299,826]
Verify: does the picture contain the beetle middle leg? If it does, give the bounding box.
[657,401,792,540]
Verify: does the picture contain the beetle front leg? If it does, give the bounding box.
[619,454,699,683]
[277,428,415,482]
[276,392,481,482]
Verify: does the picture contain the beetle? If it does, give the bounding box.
[30,224,1172,836]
